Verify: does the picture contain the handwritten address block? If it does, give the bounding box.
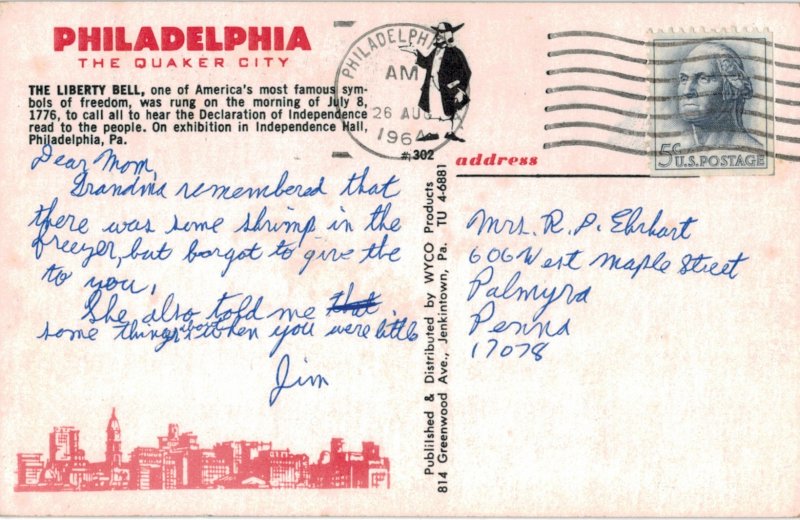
[1,2,799,516]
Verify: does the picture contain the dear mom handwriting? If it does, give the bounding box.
[30,144,399,201]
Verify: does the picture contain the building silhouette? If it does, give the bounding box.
[105,408,122,467]
[309,438,390,489]
[15,409,389,491]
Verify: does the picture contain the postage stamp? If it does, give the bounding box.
[335,22,471,160]
[651,30,774,175]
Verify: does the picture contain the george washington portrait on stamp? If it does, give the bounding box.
[652,33,772,173]
[675,41,762,150]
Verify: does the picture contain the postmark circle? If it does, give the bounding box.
[335,23,468,160]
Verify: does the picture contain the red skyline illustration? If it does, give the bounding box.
[16,408,390,491]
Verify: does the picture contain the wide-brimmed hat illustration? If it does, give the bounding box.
[431,22,464,33]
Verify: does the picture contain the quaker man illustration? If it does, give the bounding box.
[400,22,471,142]
[676,41,762,149]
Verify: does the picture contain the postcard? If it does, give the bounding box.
[1,2,798,516]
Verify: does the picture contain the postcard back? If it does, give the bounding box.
[1,2,799,516]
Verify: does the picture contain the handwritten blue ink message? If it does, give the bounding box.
[29,144,415,407]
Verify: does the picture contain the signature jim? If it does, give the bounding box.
[268,353,329,407]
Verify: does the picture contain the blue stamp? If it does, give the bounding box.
[652,31,773,175]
